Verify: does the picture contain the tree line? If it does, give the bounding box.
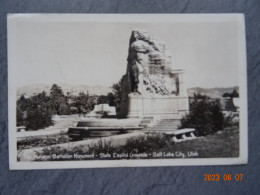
[17,83,122,131]
[17,82,238,135]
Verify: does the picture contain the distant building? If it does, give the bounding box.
[88,104,117,118]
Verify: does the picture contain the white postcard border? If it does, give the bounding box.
[8,14,248,170]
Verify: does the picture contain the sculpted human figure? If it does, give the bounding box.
[126,30,179,96]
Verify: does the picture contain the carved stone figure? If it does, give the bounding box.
[119,30,189,118]
[125,30,179,96]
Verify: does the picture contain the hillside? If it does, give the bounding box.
[17,84,239,99]
[17,84,112,98]
[187,86,239,99]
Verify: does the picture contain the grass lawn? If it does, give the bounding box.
[17,133,70,151]
[160,126,239,158]
[23,125,239,161]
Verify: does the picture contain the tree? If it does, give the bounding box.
[107,92,115,106]
[111,80,122,114]
[180,93,224,136]
[222,92,230,98]
[222,89,239,98]
[231,89,239,98]
[17,95,28,126]
[50,84,63,97]
[17,95,28,111]
[16,106,24,126]
[72,92,95,114]
[97,95,109,104]
[17,92,53,130]
[49,84,70,115]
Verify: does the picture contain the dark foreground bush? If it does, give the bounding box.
[223,112,239,127]
[26,106,53,130]
[88,139,121,154]
[17,133,69,150]
[180,94,225,136]
[124,134,170,153]
[35,134,173,161]
[80,134,171,155]
[17,92,54,130]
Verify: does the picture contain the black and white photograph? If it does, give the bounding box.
[8,14,248,169]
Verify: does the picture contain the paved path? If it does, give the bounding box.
[16,115,80,139]
[144,119,181,132]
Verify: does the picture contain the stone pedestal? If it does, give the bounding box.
[120,69,189,119]
[127,95,189,119]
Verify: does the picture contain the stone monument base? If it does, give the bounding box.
[127,94,189,119]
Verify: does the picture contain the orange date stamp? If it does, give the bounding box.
[204,174,243,181]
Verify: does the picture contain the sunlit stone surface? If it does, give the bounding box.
[120,30,189,118]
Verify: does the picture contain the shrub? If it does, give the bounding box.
[124,134,170,153]
[88,139,120,154]
[16,92,54,130]
[223,112,239,127]
[17,133,70,150]
[35,133,172,161]
[26,105,53,130]
[180,94,225,136]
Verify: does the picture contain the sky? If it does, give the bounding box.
[12,15,242,89]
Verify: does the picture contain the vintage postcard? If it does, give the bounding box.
[8,14,248,169]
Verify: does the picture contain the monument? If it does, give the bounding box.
[68,30,193,140]
[119,30,189,119]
